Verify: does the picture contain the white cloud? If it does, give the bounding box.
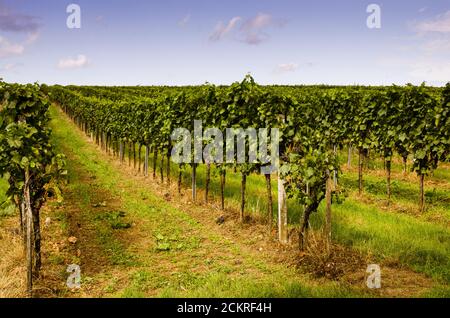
[0,31,39,59]
[421,38,450,53]
[415,11,450,33]
[241,13,273,31]
[25,31,39,45]
[409,60,450,83]
[0,62,20,71]
[209,16,242,41]
[178,13,191,27]
[274,63,299,74]
[58,54,90,69]
[0,36,24,58]
[0,2,41,33]
[414,11,450,57]
[418,7,427,14]
[209,13,285,45]
[3,63,14,70]
[239,13,285,45]
[378,57,450,85]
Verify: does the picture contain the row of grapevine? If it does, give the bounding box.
[0,82,65,296]
[49,78,450,251]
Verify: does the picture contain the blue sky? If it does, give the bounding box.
[0,0,449,86]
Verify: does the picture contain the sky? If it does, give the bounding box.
[0,0,449,86]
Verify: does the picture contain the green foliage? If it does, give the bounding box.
[95,210,131,230]
[0,81,66,209]
[401,84,441,175]
[49,79,450,219]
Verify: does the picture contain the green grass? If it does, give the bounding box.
[158,272,360,298]
[0,176,15,218]
[143,153,450,282]
[50,140,137,267]
[311,201,450,283]
[144,148,450,285]
[0,177,8,201]
[197,164,450,284]
[340,170,450,223]
[338,150,450,184]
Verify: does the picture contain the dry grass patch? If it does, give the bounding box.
[0,217,25,298]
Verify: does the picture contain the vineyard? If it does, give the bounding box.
[0,77,449,298]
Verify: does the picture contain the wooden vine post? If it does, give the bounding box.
[333,145,338,189]
[325,170,332,249]
[205,163,211,203]
[358,148,364,195]
[386,159,392,205]
[119,141,124,163]
[419,174,425,213]
[277,173,288,244]
[144,145,149,176]
[192,164,197,202]
[24,167,33,297]
[220,170,226,210]
[277,112,288,244]
[347,145,352,168]
[265,174,273,234]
